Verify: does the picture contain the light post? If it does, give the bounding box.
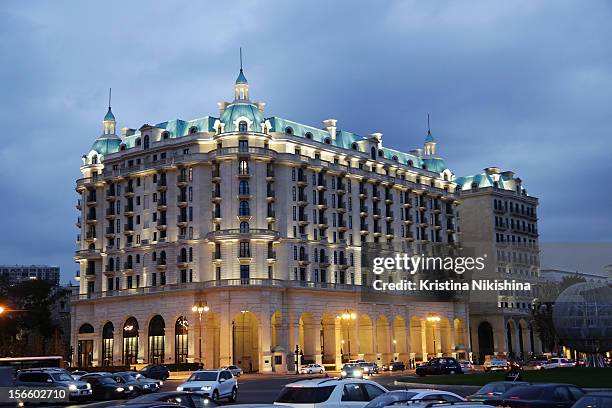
[192,302,210,367]
[427,315,441,358]
[339,310,357,361]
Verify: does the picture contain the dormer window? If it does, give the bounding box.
[407,160,413,167]
[91,155,98,164]
[378,149,384,157]
[239,121,248,132]
[285,127,294,135]
[162,131,170,140]
[351,143,358,150]
[135,138,142,147]
[305,132,313,139]
[324,137,331,144]
[392,155,398,162]
[120,144,126,151]
[422,164,427,170]
[471,182,478,189]
[189,126,198,134]
[143,135,150,149]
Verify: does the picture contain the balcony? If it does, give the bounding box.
[316,179,327,190]
[125,186,135,196]
[337,200,346,212]
[105,207,116,218]
[386,228,395,236]
[267,210,276,219]
[177,174,188,185]
[372,208,381,218]
[124,205,134,214]
[177,195,188,207]
[359,206,369,216]
[338,220,348,231]
[86,213,97,223]
[156,258,167,269]
[385,193,393,203]
[298,214,309,225]
[213,251,222,261]
[317,217,329,229]
[157,198,167,209]
[360,224,369,234]
[337,181,346,193]
[86,195,97,205]
[267,251,277,261]
[85,231,96,241]
[156,219,167,230]
[206,228,280,241]
[372,190,381,201]
[105,227,115,237]
[319,255,330,266]
[106,189,116,199]
[298,254,310,265]
[266,169,275,179]
[386,210,394,219]
[297,195,308,206]
[238,210,251,219]
[266,189,275,200]
[212,210,222,220]
[238,250,252,260]
[123,262,133,272]
[76,199,82,210]
[317,198,328,208]
[238,169,250,178]
[359,187,368,197]
[297,174,308,185]
[156,178,167,190]
[123,224,134,234]
[177,215,188,226]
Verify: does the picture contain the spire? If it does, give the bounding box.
[424,113,436,156]
[102,88,116,135]
[234,48,250,100]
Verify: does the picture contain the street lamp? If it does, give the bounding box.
[426,315,441,358]
[338,310,357,361]
[0,306,4,315]
[192,302,210,366]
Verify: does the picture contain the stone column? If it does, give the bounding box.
[287,316,300,372]
[259,312,273,373]
[218,307,232,367]
[113,331,122,366]
[420,319,428,361]
[166,326,175,366]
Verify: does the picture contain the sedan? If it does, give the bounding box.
[83,375,128,400]
[484,383,585,408]
[300,364,325,374]
[221,365,244,377]
[467,381,529,402]
[364,389,465,408]
[416,358,462,376]
[125,391,217,408]
[139,365,170,381]
[572,392,612,408]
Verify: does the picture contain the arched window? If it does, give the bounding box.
[471,182,478,189]
[136,138,142,147]
[239,180,249,195]
[422,164,428,170]
[285,127,293,135]
[179,248,187,263]
[392,155,398,162]
[324,137,331,144]
[143,135,150,149]
[370,147,376,160]
[159,251,166,262]
[240,221,250,233]
[239,201,250,216]
[378,149,384,157]
[79,323,94,334]
[148,315,165,364]
[407,160,413,167]
[305,132,313,139]
[175,317,189,364]
[239,160,249,175]
[162,131,170,140]
[122,317,139,365]
[120,144,126,151]
[91,155,98,164]
[102,322,114,366]
[189,126,198,134]
[238,121,248,132]
[351,142,358,150]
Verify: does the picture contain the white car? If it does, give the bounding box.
[541,357,574,369]
[221,365,244,377]
[300,364,326,374]
[459,361,473,373]
[176,369,237,402]
[483,359,508,372]
[363,389,465,408]
[275,378,388,408]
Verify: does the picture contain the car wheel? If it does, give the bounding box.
[212,390,219,403]
[320,369,324,374]
[229,387,237,402]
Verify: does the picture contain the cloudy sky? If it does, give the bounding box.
[1,0,611,283]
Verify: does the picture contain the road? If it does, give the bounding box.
[66,371,477,408]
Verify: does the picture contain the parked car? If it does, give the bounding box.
[483,357,509,372]
[15,370,92,401]
[112,372,150,396]
[363,389,465,408]
[341,364,364,379]
[221,365,244,377]
[459,361,473,373]
[416,358,463,376]
[176,370,237,402]
[571,392,612,408]
[274,378,388,408]
[541,358,575,369]
[466,381,529,402]
[358,362,379,375]
[82,375,128,400]
[119,371,163,391]
[126,391,217,408]
[70,370,89,380]
[524,360,547,370]
[139,365,170,381]
[484,383,585,408]
[387,361,405,372]
[300,364,326,374]
[79,371,112,379]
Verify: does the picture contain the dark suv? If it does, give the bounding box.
[138,365,170,381]
[416,357,463,376]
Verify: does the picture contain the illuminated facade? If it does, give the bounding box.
[72,68,470,371]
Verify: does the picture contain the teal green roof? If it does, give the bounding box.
[91,136,121,156]
[424,130,435,143]
[235,69,248,85]
[104,107,115,121]
[422,157,448,173]
[220,103,264,132]
[455,173,494,190]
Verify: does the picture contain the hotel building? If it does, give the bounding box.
[455,168,543,361]
[0,264,60,286]
[72,68,470,371]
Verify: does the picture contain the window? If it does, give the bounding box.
[240,221,250,233]
[342,384,368,402]
[238,121,248,132]
[285,127,294,135]
[239,180,250,195]
[240,265,250,281]
[239,201,250,216]
[189,126,198,134]
[143,135,150,149]
[162,131,170,140]
[351,142,358,150]
[324,137,331,144]
[239,160,249,175]
[305,132,313,139]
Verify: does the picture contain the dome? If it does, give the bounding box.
[235,69,248,85]
[91,136,121,156]
[104,107,116,122]
[220,102,264,132]
[423,157,448,173]
[552,282,612,353]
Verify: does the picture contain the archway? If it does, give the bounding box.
[77,323,94,368]
[102,322,114,367]
[232,311,259,372]
[123,317,139,366]
[376,315,391,362]
[175,316,189,365]
[477,321,494,364]
[358,314,374,360]
[148,315,165,364]
[410,316,424,362]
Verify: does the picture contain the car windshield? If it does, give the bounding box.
[98,377,116,385]
[478,383,508,395]
[119,374,136,381]
[276,386,336,403]
[504,387,544,400]
[573,395,612,408]
[364,391,418,408]
[51,373,74,382]
[188,372,218,382]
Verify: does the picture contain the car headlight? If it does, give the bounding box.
[355,370,363,377]
[177,386,183,391]
[116,387,124,392]
[160,381,164,386]
[341,370,347,376]
[201,386,212,391]
[128,386,134,391]
[86,383,91,389]
[68,384,77,391]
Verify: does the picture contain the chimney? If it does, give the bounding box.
[322,119,337,140]
[484,167,501,175]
